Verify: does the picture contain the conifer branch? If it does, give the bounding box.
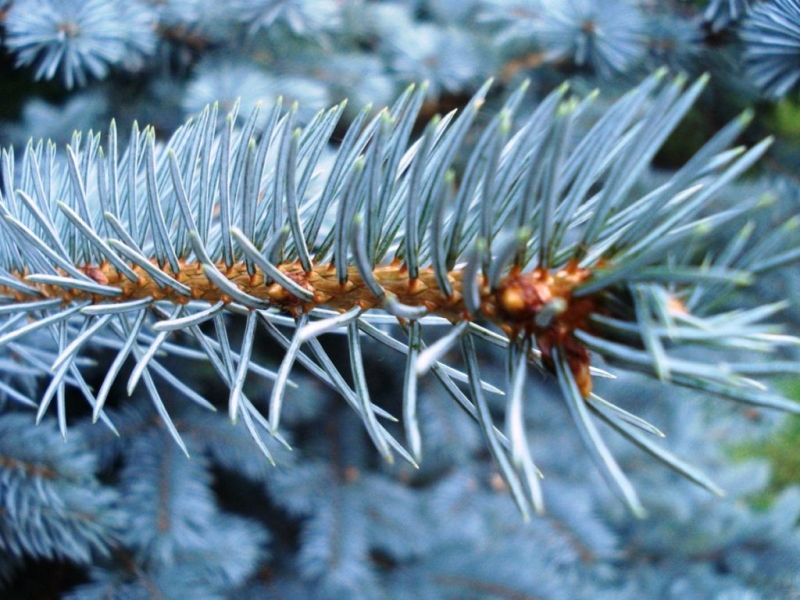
[1,75,799,516]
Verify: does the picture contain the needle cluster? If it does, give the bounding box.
[1,74,798,520]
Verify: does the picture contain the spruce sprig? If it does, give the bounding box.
[0,73,798,518]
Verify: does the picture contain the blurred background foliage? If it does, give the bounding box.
[731,378,800,510]
[0,0,799,598]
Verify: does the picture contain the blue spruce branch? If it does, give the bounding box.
[0,74,798,521]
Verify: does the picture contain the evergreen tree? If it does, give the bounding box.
[0,1,799,597]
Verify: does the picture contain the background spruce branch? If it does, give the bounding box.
[0,1,799,598]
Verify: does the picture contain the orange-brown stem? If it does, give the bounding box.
[2,259,598,395]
